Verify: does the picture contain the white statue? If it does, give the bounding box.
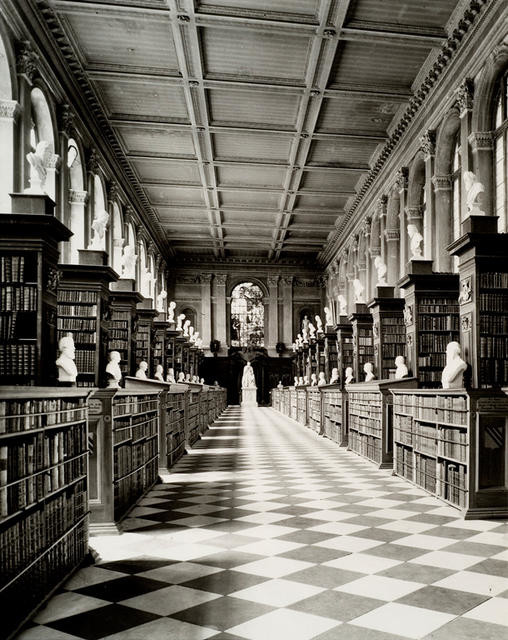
[310,372,318,386]
[463,171,485,216]
[303,375,309,386]
[26,140,51,194]
[185,373,191,383]
[277,380,283,390]
[154,364,164,382]
[294,376,299,387]
[353,279,364,303]
[178,371,185,383]
[407,224,423,259]
[242,361,256,388]
[168,301,176,323]
[441,341,467,389]
[324,307,333,327]
[105,350,122,388]
[166,367,176,384]
[374,256,388,286]
[345,367,354,384]
[200,378,205,384]
[364,362,375,382]
[183,320,191,337]
[315,315,323,334]
[296,333,303,347]
[309,323,316,339]
[189,326,195,342]
[56,333,78,384]
[176,314,186,331]
[298,376,305,386]
[135,361,148,379]
[89,209,110,250]
[330,367,339,384]
[192,375,198,383]
[318,371,327,386]
[156,288,167,313]
[120,244,137,279]
[302,315,310,334]
[338,295,347,316]
[394,355,408,380]
[292,342,297,352]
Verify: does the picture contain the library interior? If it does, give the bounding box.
[0,0,508,638]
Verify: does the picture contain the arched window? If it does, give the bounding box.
[230,283,264,347]
[494,70,507,233]
[452,137,462,272]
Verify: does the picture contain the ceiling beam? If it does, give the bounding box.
[340,26,444,47]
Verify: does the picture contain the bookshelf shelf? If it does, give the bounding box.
[108,280,143,378]
[368,286,405,381]
[392,388,508,518]
[306,386,321,433]
[321,384,348,446]
[0,387,90,639]
[348,304,374,382]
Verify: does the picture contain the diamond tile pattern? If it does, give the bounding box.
[17,407,508,640]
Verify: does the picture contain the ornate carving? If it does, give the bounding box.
[468,131,494,152]
[385,228,400,241]
[58,104,75,135]
[198,273,213,284]
[46,154,61,170]
[454,77,474,113]
[16,41,38,81]
[395,167,409,191]
[403,305,413,327]
[461,313,472,332]
[363,217,372,235]
[281,275,294,286]
[406,206,424,222]
[87,148,100,174]
[124,205,135,226]
[373,323,379,339]
[376,195,388,217]
[0,100,21,120]
[108,181,119,202]
[458,277,473,304]
[215,274,227,285]
[420,130,436,157]
[407,333,413,348]
[46,267,61,293]
[267,276,279,288]
[69,189,88,205]
[432,175,452,191]
[294,278,320,288]
[318,275,328,289]
[44,306,57,327]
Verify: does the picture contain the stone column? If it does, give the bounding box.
[384,229,400,286]
[432,174,453,272]
[0,100,20,212]
[68,189,88,263]
[267,275,279,352]
[469,131,494,218]
[281,275,293,345]
[396,168,409,275]
[86,148,99,249]
[199,273,213,353]
[214,273,227,354]
[363,218,372,300]
[420,130,436,261]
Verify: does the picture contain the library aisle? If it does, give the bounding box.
[17,408,508,640]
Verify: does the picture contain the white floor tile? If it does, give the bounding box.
[231,578,324,607]
[336,574,425,601]
[464,597,508,626]
[227,607,340,640]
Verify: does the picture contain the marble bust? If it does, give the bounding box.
[178,372,185,382]
[364,362,375,382]
[338,295,347,316]
[26,140,51,194]
[394,355,408,380]
[464,171,485,216]
[315,315,323,334]
[56,333,78,384]
[166,367,176,384]
[154,364,164,382]
[330,367,339,384]
[345,367,354,384]
[310,373,318,386]
[318,372,327,386]
[168,301,176,323]
[324,307,333,327]
[407,224,423,259]
[299,376,305,386]
[89,209,110,250]
[242,361,256,388]
[105,350,122,388]
[374,256,388,286]
[353,279,364,303]
[294,376,299,387]
[441,341,467,389]
[135,361,148,379]
[156,289,167,313]
[177,314,186,331]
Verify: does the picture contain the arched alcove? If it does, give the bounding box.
[111,202,124,273]
[385,187,401,284]
[407,153,427,259]
[29,86,57,200]
[230,282,264,348]
[0,25,17,210]
[89,173,108,251]
[66,137,86,263]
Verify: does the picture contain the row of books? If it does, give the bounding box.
[58,304,98,317]
[439,427,467,462]
[0,255,31,283]
[393,393,467,423]
[418,353,446,368]
[381,343,406,357]
[0,344,36,378]
[415,423,436,456]
[113,395,159,417]
[57,318,96,331]
[108,340,129,351]
[441,461,467,507]
[109,328,129,339]
[419,297,459,307]
[395,444,413,481]
[0,398,86,433]
[479,358,508,386]
[415,453,436,493]
[75,349,96,373]
[115,458,157,520]
[419,316,459,331]
[58,290,97,304]
[479,272,508,289]
[349,414,381,437]
[0,312,35,341]
[420,333,455,353]
[479,335,508,358]
[59,330,97,345]
[479,293,508,313]
[350,431,381,463]
[393,414,413,446]
[0,285,37,311]
[480,314,508,333]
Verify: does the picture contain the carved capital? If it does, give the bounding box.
[395,167,409,191]
[267,275,279,288]
[281,275,294,286]
[87,148,100,174]
[385,228,400,241]
[215,273,227,286]
[198,273,213,284]
[124,205,135,226]
[0,100,21,120]
[370,246,381,257]
[58,104,74,136]
[69,189,88,205]
[376,195,388,217]
[363,216,372,235]
[46,153,61,170]
[16,41,38,82]
[454,77,474,114]
[406,206,424,222]
[420,130,436,158]
[432,174,453,192]
[107,180,119,203]
[318,274,328,288]
[468,130,494,152]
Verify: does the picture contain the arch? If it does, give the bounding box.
[66,138,86,263]
[138,237,148,295]
[230,282,264,348]
[472,40,508,133]
[88,173,108,251]
[435,107,461,176]
[228,276,268,299]
[0,19,16,100]
[0,24,17,210]
[111,202,124,273]
[29,85,57,200]
[407,152,426,209]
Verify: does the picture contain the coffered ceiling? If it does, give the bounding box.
[44,0,461,264]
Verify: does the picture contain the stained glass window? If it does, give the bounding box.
[230,283,264,347]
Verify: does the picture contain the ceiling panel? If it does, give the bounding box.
[159,208,206,223]
[208,88,301,129]
[307,138,378,165]
[132,159,202,185]
[201,26,312,83]
[219,190,280,208]
[216,165,286,188]
[316,97,395,135]
[294,193,349,210]
[212,131,293,162]
[197,0,320,19]
[345,0,458,30]
[300,170,362,192]
[146,185,206,206]
[116,127,196,157]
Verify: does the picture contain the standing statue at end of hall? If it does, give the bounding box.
[241,361,257,407]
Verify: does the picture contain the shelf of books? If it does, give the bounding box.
[0,387,90,639]
[0,195,71,386]
[306,386,322,434]
[368,287,406,381]
[165,328,180,376]
[289,388,298,421]
[448,216,508,389]
[108,280,143,378]
[348,305,374,382]
[316,335,326,379]
[392,388,508,518]
[282,388,290,417]
[174,335,187,379]
[162,386,187,472]
[336,316,354,384]
[324,329,338,381]
[321,384,348,446]
[58,253,117,387]
[271,389,282,413]
[297,386,308,426]
[134,299,157,373]
[186,384,202,447]
[398,261,459,388]
[346,378,417,468]
[153,316,169,378]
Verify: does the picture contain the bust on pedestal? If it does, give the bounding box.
[241,361,258,407]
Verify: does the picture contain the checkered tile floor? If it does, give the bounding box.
[18,407,508,640]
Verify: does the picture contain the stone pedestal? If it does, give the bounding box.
[241,387,258,407]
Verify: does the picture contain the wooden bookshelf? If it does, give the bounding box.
[296,386,308,426]
[0,195,71,386]
[448,216,508,389]
[186,383,202,447]
[336,316,354,384]
[289,387,298,421]
[134,299,157,373]
[164,385,186,470]
[108,280,143,378]
[0,387,90,639]
[321,384,348,446]
[306,386,321,434]
[392,388,508,518]
[368,286,406,380]
[349,304,374,381]
[152,315,169,378]
[272,389,282,413]
[316,334,326,379]
[58,251,117,388]
[323,329,338,381]
[346,378,417,468]
[165,328,179,377]
[398,261,459,388]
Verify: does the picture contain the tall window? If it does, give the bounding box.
[495,71,507,233]
[230,283,264,347]
[452,137,462,272]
